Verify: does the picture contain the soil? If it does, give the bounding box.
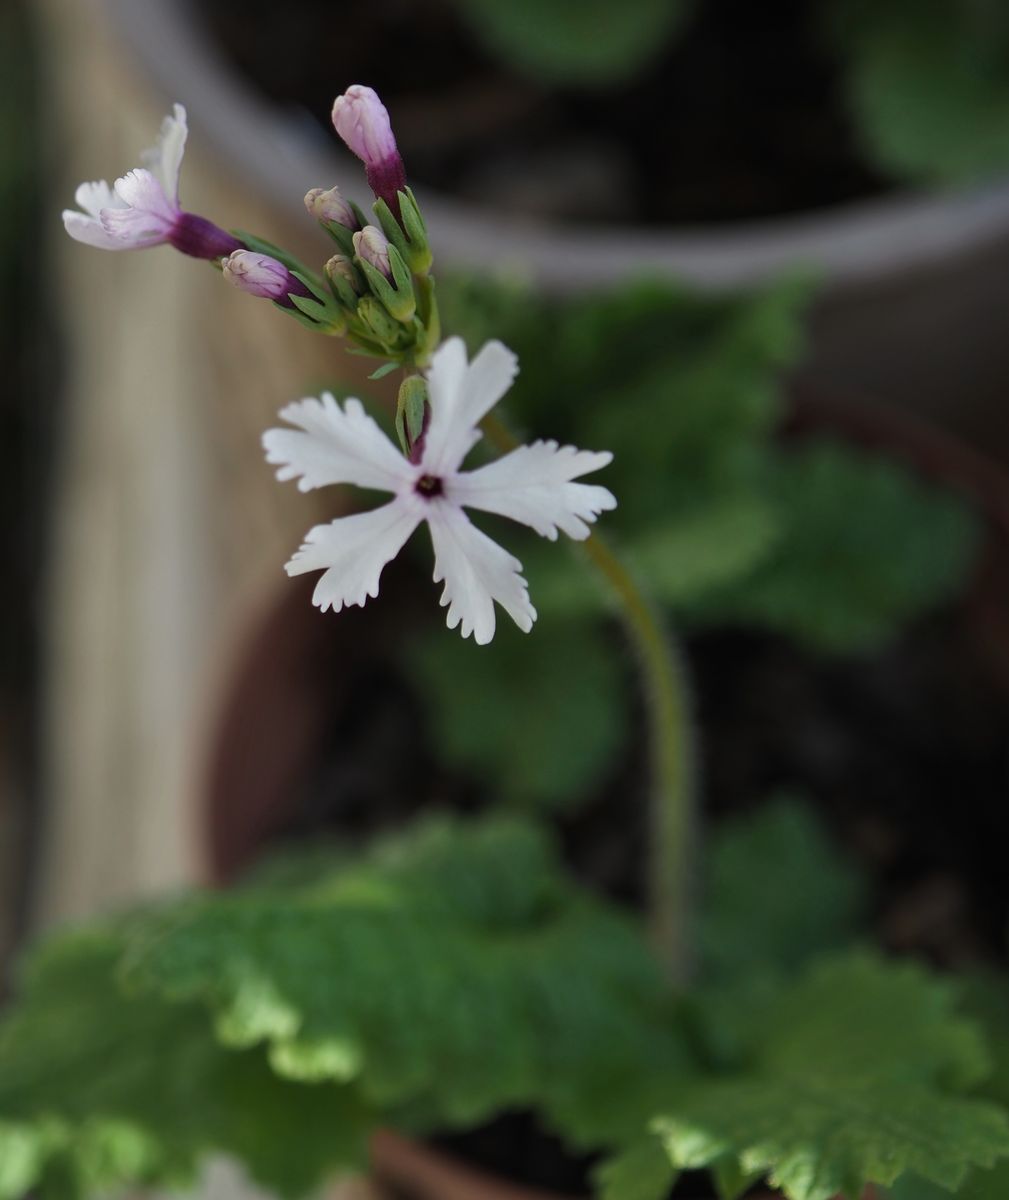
[213,554,1009,1198]
[196,0,892,225]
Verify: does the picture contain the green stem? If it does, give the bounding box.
[580,534,696,983]
[482,414,697,982]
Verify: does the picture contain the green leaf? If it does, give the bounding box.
[405,613,628,810]
[455,0,692,85]
[0,931,375,1199]
[689,440,981,652]
[833,0,1009,183]
[627,499,781,607]
[122,816,689,1144]
[655,954,1008,1200]
[594,1134,678,1200]
[368,361,399,380]
[0,818,696,1195]
[699,795,866,982]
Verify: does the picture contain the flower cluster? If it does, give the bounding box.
[62,84,616,643]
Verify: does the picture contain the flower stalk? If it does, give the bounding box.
[481,412,696,982]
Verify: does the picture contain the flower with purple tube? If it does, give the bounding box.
[62,104,241,260]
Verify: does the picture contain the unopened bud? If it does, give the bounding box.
[304,185,358,230]
[222,249,307,307]
[332,84,407,215]
[325,253,361,293]
[353,225,392,280]
[357,295,400,344]
[396,375,430,461]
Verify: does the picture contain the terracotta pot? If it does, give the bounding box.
[201,385,1004,1200]
[105,0,1009,442]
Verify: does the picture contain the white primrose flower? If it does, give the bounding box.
[62,104,240,259]
[263,337,617,644]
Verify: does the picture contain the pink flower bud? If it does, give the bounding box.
[331,85,407,214]
[304,185,358,230]
[222,249,307,306]
[353,225,392,280]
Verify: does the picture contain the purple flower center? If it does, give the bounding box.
[415,474,443,498]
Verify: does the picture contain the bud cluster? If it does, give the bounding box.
[294,84,438,390]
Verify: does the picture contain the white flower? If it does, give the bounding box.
[263,338,617,644]
[62,104,187,251]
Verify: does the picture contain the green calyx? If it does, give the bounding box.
[374,188,433,277]
[396,375,430,457]
[235,191,438,372]
[356,242,417,324]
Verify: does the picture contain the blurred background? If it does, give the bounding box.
[4,0,1009,991]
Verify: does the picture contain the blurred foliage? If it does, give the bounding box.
[3,809,1008,1200]
[405,611,628,810]
[442,0,1009,184]
[698,794,866,982]
[454,0,691,85]
[0,815,689,1198]
[831,0,1009,184]
[689,438,981,651]
[414,275,981,809]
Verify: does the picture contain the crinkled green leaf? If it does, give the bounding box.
[455,0,691,84]
[700,795,866,982]
[833,0,1009,183]
[689,440,981,652]
[406,614,628,810]
[654,954,1008,1200]
[0,931,375,1200]
[660,1078,1008,1200]
[123,816,689,1144]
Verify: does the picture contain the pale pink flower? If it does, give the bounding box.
[263,338,616,644]
[62,104,240,258]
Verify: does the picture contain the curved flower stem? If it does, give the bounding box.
[482,413,697,982]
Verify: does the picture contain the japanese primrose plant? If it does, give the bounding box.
[2,84,1008,1200]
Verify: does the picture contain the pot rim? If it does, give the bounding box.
[109,0,1009,293]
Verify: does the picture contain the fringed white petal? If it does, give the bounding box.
[74,179,124,218]
[140,103,188,203]
[62,209,133,250]
[264,395,413,494]
[111,168,176,221]
[95,169,177,247]
[426,500,536,645]
[422,338,518,475]
[285,499,422,613]
[451,440,616,540]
